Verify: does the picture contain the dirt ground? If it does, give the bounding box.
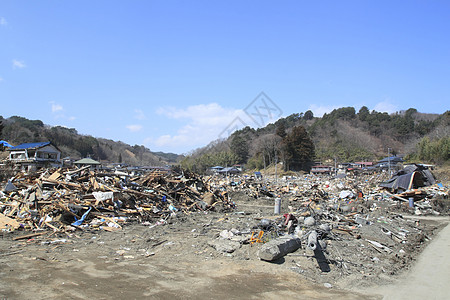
[366,216,450,300]
[1,191,448,300]
[0,224,378,299]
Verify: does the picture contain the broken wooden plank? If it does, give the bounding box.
[48,170,61,181]
[12,231,49,241]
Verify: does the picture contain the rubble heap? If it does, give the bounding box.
[0,167,234,233]
[1,165,448,289]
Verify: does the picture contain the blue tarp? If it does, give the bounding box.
[0,140,13,148]
[8,141,50,150]
[72,207,92,226]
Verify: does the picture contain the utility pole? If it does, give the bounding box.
[334,157,337,177]
[263,151,266,174]
[275,152,278,184]
[388,147,391,177]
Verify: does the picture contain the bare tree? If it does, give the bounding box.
[253,134,282,167]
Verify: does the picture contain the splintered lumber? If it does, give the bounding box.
[64,165,90,175]
[48,170,61,181]
[0,166,235,234]
[12,231,49,241]
[258,235,302,261]
[384,191,425,208]
[43,178,82,189]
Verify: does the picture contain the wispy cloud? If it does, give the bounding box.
[150,103,244,152]
[126,124,143,132]
[51,103,64,113]
[134,109,146,120]
[0,17,7,26]
[0,77,3,82]
[12,59,26,69]
[49,101,75,121]
[308,104,340,117]
[373,99,398,114]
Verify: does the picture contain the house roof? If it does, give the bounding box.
[210,166,224,170]
[378,156,403,163]
[74,158,101,165]
[8,142,51,150]
[217,167,240,173]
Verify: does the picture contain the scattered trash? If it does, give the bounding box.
[0,162,448,290]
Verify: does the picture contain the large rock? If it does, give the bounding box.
[258,235,302,261]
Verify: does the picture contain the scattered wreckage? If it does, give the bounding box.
[0,167,234,233]
[1,163,449,287]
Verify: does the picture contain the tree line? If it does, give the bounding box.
[180,107,449,173]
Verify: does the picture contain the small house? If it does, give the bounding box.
[375,156,404,170]
[311,165,333,175]
[209,166,224,173]
[73,157,101,170]
[8,142,61,170]
[217,167,240,175]
[354,162,374,169]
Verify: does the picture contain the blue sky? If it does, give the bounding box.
[1,1,449,154]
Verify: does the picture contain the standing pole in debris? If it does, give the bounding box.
[263,151,266,182]
[275,152,278,184]
[334,157,337,177]
[388,147,391,177]
[274,197,281,214]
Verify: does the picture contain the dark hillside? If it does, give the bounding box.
[0,115,179,166]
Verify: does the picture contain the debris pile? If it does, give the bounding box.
[1,164,448,289]
[0,167,234,233]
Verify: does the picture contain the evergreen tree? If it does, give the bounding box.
[275,122,287,138]
[304,110,314,120]
[230,134,249,164]
[358,106,370,121]
[282,126,315,171]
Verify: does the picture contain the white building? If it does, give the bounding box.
[8,142,61,169]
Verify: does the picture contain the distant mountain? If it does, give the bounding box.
[0,115,181,166]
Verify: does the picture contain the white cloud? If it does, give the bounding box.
[126,124,143,132]
[0,77,3,82]
[12,59,26,69]
[51,103,64,113]
[373,100,398,114]
[48,102,76,121]
[151,103,245,152]
[307,104,340,117]
[134,109,146,120]
[0,17,7,26]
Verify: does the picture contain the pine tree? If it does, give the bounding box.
[282,126,315,171]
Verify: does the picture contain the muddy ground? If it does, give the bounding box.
[1,190,447,300]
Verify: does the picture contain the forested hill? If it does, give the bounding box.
[181,108,450,172]
[1,108,448,170]
[0,115,181,166]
